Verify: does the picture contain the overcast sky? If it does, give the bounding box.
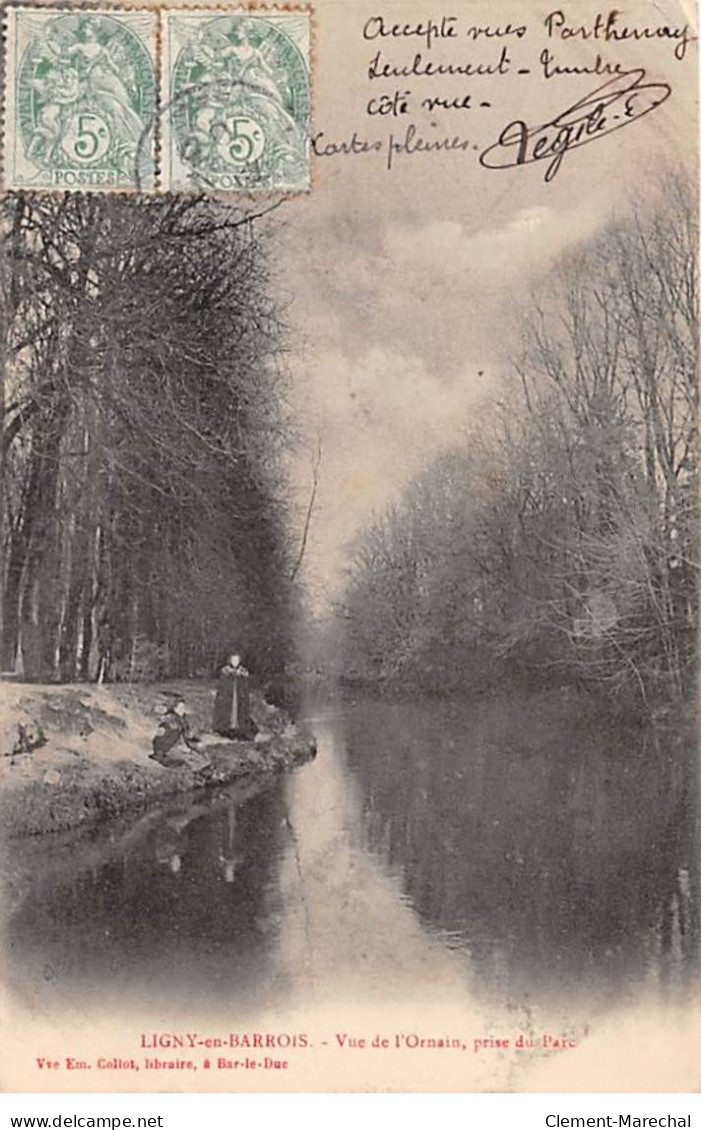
[278,0,697,607]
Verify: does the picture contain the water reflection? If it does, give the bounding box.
[2,779,294,1016]
[340,692,699,1007]
[1,689,698,1018]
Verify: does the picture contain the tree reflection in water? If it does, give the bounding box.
[342,692,699,1008]
[3,778,291,1016]
[2,688,698,1018]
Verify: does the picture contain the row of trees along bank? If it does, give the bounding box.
[343,176,698,713]
[0,194,296,682]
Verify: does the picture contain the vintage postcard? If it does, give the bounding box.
[0,0,698,1094]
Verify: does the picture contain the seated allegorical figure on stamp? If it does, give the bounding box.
[58,17,146,146]
[162,9,311,194]
[5,7,157,191]
[212,652,258,740]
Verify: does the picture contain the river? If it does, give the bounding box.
[1,688,698,1086]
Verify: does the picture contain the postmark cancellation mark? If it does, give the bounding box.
[162,9,311,194]
[2,5,312,194]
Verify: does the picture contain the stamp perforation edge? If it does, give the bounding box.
[2,4,160,192]
[1,0,315,197]
[161,5,312,196]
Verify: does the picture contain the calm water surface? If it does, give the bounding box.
[2,690,698,1019]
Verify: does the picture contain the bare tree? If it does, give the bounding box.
[290,434,322,583]
[0,193,297,681]
[343,174,698,711]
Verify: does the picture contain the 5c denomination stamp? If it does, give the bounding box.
[3,6,158,191]
[161,8,311,194]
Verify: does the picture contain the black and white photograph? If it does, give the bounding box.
[0,0,698,1093]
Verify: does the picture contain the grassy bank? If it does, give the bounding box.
[0,680,316,837]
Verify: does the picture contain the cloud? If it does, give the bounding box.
[290,344,492,600]
[284,202,605,604]
[286,201,604,392]
[383,203,602,283]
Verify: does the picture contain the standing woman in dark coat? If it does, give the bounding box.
[212,652,257,739]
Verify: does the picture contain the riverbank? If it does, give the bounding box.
[0,680,316,837]
[337,670,696,728]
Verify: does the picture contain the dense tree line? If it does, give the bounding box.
[344,176,698,711]
[0,193,295,682]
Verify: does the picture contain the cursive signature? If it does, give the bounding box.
[479,68,671,182]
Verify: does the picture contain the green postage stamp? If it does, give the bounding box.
[2,6,311,194]
[3,7,158,191]
[161,9,311,194]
